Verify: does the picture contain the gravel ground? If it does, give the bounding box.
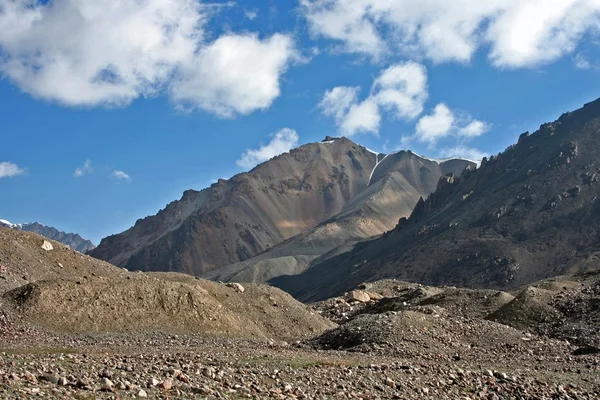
[1,316,599,399]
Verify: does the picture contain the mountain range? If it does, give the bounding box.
[89,137,475,278]
[87,98,600,304]
[0,220,95,253]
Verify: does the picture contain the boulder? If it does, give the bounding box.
[366,292,383,301]
[347,290,370,303]
[41,240,53,251]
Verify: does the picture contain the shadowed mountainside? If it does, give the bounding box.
[272,98,600,301]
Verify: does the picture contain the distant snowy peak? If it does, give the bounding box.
[0,219,21,229]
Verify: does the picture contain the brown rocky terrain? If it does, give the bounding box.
[1,228,599,398]
[0,227,333,340]
[203,151,475,284]
[90,137,473,280]
[274,97,600,302]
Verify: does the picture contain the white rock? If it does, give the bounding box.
[138,389,148,398]
[226,282,245,293]
[41,240,53,251]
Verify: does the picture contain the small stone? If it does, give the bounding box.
[100,378,114,391]
[39,373,59,384]
[100,369,112,379]
[148,378,159,387]
[226,282,245,293]
[160,378,173,390]
[138,389,148,398]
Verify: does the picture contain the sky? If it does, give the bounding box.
[1,0,600,244]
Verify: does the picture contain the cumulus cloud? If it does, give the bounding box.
[244,9,258,20]
[301,0,600,67]
[111,170,131,182]
[237,128,299,169]
[74,160,93,177]
[170,33,297,117]
[372,62,428,119]
[415,104,455,144]
[0,161,25,178]
[410,103,490,145]
[0,0,297,116]
[319,62,428,136]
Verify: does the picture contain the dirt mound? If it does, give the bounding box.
[0,228,334,340]
[418,287,515,318]
[487,286,562,330]
[488,272,600,347]
[309,308,565,361]
[0,227,125,294]
[3,273,334,340]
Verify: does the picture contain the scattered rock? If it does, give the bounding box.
[41,240,53,251]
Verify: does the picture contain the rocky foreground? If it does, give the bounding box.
[2,277,600,399]
[1,228,600,398]
[1,327,599,399]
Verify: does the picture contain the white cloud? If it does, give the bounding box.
[170,33,297,117]
[0,161,25,178]
[0,0,297,116]
[458,120,490,138]
[339,99,381,136]
[412,103,490,145]
[575,52,593,69]
[74,159,93,177]
[111,170,131,182]
[237,128,299,169]
[372,62,428,119]
[0,0,203,107]
[415,104,455,144]
[319,62,428,136]
[301,0,600,68]
[439,145,489,162]
[244,9,258,20]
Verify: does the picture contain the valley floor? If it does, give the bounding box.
[1,322,599,399]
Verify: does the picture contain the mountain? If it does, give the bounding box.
[203,150,475,283]
[273,98,600,301]
[0,220,95,253]
[89,137,474,277]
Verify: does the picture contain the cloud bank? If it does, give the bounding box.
[301,0,600,67]
[0,0,297,116]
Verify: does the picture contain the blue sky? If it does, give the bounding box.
[1,0,599,244]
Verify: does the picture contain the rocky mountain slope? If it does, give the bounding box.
[0,220,95,253]
[274,97,600,301]
[203,151,475,283]
[90,137,474,277]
